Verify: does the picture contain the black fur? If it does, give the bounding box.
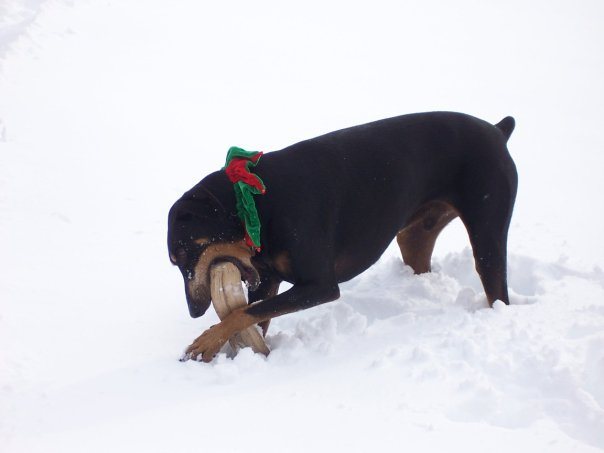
[168,111,517,320]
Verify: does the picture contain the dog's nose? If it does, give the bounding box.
[188,305,204,318]
[188,299,211,318]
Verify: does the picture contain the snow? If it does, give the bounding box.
[1,1,604,452]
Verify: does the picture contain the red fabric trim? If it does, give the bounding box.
[224,155,266,193]
[244,230,260,252]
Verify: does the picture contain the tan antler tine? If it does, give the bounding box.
[210,262,270,356]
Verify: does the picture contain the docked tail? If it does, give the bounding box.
[495,116,515,141]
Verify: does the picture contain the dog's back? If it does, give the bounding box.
[254,112,517,272]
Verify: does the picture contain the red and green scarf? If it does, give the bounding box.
[223,146,266,251]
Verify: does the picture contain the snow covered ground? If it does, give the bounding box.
[1,1,604,451]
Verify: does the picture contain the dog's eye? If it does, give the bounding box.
[194,237,211,247]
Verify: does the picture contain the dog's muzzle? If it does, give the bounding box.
[184,246,260,319]
[185,280,211,318]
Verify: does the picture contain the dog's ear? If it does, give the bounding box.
[168,197,212,248]
[168,198,216,245]
[172,187,232,221]
[168,193,241,248]
[172,198,214,222]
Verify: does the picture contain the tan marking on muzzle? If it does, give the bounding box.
[188,240,254,297]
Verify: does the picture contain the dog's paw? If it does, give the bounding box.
[181,325,228,363]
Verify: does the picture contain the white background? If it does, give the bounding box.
[1,1,603,452]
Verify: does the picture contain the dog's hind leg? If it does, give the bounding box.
[460,207,513,306]
[457,164,517,306]
[396,201,458,274]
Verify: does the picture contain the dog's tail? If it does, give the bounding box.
[495,116,515,141]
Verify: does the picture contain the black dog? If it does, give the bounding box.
[168,111,517,362]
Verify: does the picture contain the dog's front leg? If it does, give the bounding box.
[182,282,340,362]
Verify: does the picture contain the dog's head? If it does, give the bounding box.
[167,186,260,318]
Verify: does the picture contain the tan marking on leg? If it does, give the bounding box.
[272,251,292,279]
[184,306,264,362]
[397,201,458,274]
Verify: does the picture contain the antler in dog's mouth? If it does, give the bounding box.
[209,262,270,356]
[211,256,260,291]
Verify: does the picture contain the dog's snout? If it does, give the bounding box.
[188,304,205,318]
[187,294,211,318]
[184,276,212,319]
